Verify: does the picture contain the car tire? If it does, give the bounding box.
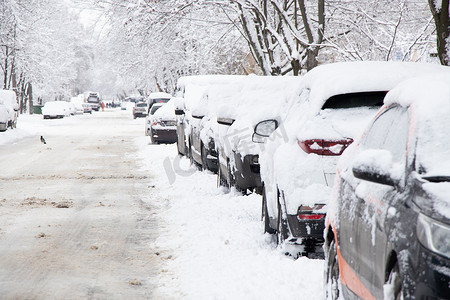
[276,190,289,245]
[385,262,403,300]
[262,187,276,234]
[217,151,228,188]
[326,239,341,300]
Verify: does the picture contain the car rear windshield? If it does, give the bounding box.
[87,96,99,103]
[136,102,147,107]
[150,105,162,115]
[322,91,386,109]
[153,98,170,103]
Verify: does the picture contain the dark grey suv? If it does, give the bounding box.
[324,74,450,300]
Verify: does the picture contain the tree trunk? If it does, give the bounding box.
[429,0,450,65]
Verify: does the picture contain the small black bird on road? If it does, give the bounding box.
[40,136,46,144]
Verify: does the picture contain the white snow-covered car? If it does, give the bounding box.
[145,103,163,136]
[147,101,177,144]
[260,61,450,258]
[0,89,19,130]
[42,101,71,119]
[73,102,84,114]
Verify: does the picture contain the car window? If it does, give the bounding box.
[136,103,147,107]
[150,105,161,115]
[322,91,386,109]
[361,106,409,162]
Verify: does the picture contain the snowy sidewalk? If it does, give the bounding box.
[136,138,325,300]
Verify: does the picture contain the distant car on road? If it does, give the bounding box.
[87,92,101,111]
[133,101,147,119]
[325,73,450,300]
[42,101,70,119]
[82,103,92,114]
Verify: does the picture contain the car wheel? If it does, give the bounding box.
[385,262,403,300]
[326,239,341,300]
[262,187,276,234]
[276,190,289,245]
[226,158,235,189]
[217,151,228,188]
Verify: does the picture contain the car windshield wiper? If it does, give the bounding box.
[422,175,450,183]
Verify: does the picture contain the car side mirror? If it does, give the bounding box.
[252,119,278,143]
[254,119,278,136]
[352,149,402,187]
[175,109,184,115]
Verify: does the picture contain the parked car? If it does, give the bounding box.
[145,103,164,136]
[148,92,171,109]
[72,102,84,114]
[133,101,148,119]
[213,76,299,193]
[0,90,18,130]
[0,104,10,131]
[259,61,450,258]
[324,73,450,300]
[87,92,101,111]
[82,103,92,114]
[174,75,246,171]
[42,101,71,119]
[148,99,177,144]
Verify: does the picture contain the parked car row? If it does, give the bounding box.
[42,101,93,119]
[0,89,19,131]
[172,62,450,300]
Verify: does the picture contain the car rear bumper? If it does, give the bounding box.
[151,128,177,143]
[286,214,325,257]
[133,112,146,117]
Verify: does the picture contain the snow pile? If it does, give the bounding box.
[134,137,324,299]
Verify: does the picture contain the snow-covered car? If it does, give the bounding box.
[148,92,171,110]
[213,76,299,193]
[82,103,92,114]
[260,61,450,258]
[72,102,84,114]
[68,102,77,115]
[0,104,10,131]
[145,103,163,136]
[42,101,71,119]
[174,75,247,170]
[324,73,450,300]
[133,101,147,119]
[148,99,177,144]
[0,89,19,130]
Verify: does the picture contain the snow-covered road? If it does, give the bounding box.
[0,110,324,299]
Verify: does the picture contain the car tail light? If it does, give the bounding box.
[297,204,325,220]
[152,120,159,126]
[297,138,353,156]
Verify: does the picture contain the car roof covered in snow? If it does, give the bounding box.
[303,61,450,113]
[149,92,172,99]
[153,99,175,120]
[0,89,17,106]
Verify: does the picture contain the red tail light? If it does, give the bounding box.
[297,138,353,156]
[297,204,325,220]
